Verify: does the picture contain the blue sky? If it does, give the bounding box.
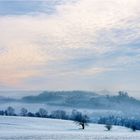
[0,0,65,15]
[0,0,140,94]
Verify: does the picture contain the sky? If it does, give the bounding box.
[0,0,140,93]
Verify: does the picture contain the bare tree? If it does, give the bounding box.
[5,106,15,116]
[20,108,28,116]
[38,108,48,117]
[50,110,67,119]
[72,110,89,129]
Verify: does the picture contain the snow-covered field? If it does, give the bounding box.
[0,116,140,140]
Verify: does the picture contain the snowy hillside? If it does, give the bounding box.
[0,116,140,140]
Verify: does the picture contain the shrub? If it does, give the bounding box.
[105,124,112,131]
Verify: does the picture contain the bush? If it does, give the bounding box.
[105,124,112,131]
[0,110,4,115]
[27,112,35,117]
[130,125,136,131]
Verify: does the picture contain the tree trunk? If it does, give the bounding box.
[81,123,85,129]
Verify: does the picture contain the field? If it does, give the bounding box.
[0,116,140,140]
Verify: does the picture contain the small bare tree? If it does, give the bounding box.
[20,108,28,116]
[38,108,48,117]
[72,111,89,129]
[105,124,112,131]
[5,106,15,116]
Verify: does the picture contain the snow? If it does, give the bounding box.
[0,116,140,140]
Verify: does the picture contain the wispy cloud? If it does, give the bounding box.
[0,0,140,90]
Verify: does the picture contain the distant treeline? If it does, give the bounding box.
[0,106,88,121]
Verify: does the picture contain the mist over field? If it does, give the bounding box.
[0,90,140,118]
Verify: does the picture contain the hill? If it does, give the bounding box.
[0,116,139,140]
[21,91,140,114]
